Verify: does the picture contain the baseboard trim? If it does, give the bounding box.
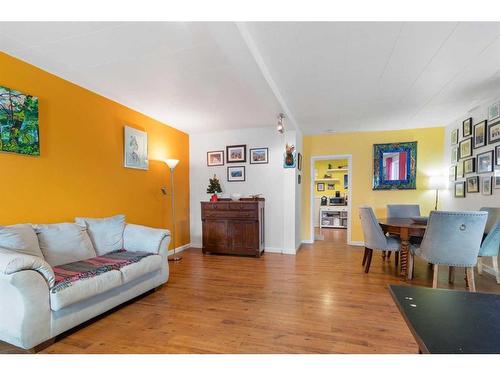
[167,243,191,256]
[301,240,314,244]
[348,241,364,247]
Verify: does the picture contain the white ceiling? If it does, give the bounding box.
[1,22,500,134]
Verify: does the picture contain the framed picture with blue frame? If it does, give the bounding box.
[372,141,417,190]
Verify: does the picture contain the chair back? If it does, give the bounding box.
[419,211,487,267]
[480,207,500,233]
[359,206,387,250]
[387,204,420,218]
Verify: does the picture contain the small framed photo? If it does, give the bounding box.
[481,176,492,196]
[463,157,475,174]
[494,169,500,189]
[466,176,479,193]
[456,160,464,179]
[124,126,149,170]
[488,121,500,144]
[451,146,458,163]
[454,181,465,198]
[207,150,224,166]
[477,150,494,173]
[227,166,245,182]
[297,152,303,171]
[317,182,325,191]
[451,128,459,145]
[488,102,500,122]
[449,165,456,182]
[249,148,269,164]
[226,145,247,163]
[473,120,487,148]
[459,137,472,159]
[327,183,335,190]
[463,118,473,137]
[496,145,500,166]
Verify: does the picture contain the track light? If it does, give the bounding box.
[277,113,285,134]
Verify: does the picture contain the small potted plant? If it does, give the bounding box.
[206,174,222,202]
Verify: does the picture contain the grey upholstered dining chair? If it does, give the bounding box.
[359,206,401,273]
[387,204,421,218]
[408,211,488,292]
[477,207,500,284]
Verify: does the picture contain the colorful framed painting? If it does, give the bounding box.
[451,128,459,145]
[124,126,148,170]
[463,157,475,174]
[249,147,268,164]
[226,145,247,163]
[227,166,245,182]
[207,150,224,166]
[473,120,487,148]
[372,141,417,190]
[477,150,494,174]
[459,137,472,159]
[481,176,492,196]
[0,85,39,156]
[466,176,479,193]
[488,102,500,122]
[488,121,500,144]
[454,181,465,198]
[463,118,473,137]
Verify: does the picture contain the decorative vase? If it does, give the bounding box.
[210,193,218,202]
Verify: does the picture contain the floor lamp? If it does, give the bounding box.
[427,175,447,211]
[165,159,181,262]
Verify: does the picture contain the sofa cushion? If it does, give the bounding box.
[34,223,96,267]
[75,215,125,255]
[120,254,163,284]
[50,270,122,311]
[0,224,43,258]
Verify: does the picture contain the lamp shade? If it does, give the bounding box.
[165,159,179,169]
[427,175,447,190]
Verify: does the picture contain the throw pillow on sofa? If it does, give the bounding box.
[75,214,125,255]
[0,224,44,258]
[34,223,96,266]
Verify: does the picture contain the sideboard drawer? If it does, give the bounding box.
[203,210,257,220]
[204,203,230,210]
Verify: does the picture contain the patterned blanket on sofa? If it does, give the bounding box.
[51,250,154,293]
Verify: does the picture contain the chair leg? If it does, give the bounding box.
[382,250,386,260]
[432,265,439,288]
[492,256,500,284]
[466,267,476,292]
[448,266,455,284]
[362,248,368,266]
[387,251,391,261]
[364,249,373,273]
[394,251,399,270]
[477,257,483,275]
[408,252,414,280]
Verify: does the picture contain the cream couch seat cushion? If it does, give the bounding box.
[34,223,96,267]
[75,215,125,255]
[0,224,44,258]
[120,254,163,284]
[50,270,122,311]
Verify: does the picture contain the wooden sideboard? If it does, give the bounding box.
[201,199,265,257]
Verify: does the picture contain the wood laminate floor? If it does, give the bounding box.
[3,229,500,354]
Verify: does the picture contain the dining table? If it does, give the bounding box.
[378,218,427,279]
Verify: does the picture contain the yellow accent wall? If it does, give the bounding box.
[302,127,445,243]
[314,159,348,198]
[0,52,190,248]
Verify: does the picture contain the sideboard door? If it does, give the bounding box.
[228,221,258,256]
[202,219,228,253]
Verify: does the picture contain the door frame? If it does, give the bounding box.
[310,154,353,245]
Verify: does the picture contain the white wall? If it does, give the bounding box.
[189,126,302,253]
[442,94,500,276]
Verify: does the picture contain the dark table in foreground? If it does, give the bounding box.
[389,285,500,354]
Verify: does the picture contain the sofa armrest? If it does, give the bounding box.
[0,270,51,349]
[0,249,55,287]
[123,224,170,254]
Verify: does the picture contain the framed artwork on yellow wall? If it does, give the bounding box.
[124,126,148,170]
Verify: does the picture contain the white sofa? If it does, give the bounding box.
[0,215,170,351]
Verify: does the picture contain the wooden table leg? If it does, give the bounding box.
[399,228,410,279]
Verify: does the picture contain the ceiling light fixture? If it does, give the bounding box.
[277,113,285,134]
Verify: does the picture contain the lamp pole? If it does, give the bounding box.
[166,159,181,262]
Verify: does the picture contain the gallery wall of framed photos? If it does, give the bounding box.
[448,99,500,201]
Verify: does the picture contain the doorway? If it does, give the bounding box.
[310,155,352,245]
